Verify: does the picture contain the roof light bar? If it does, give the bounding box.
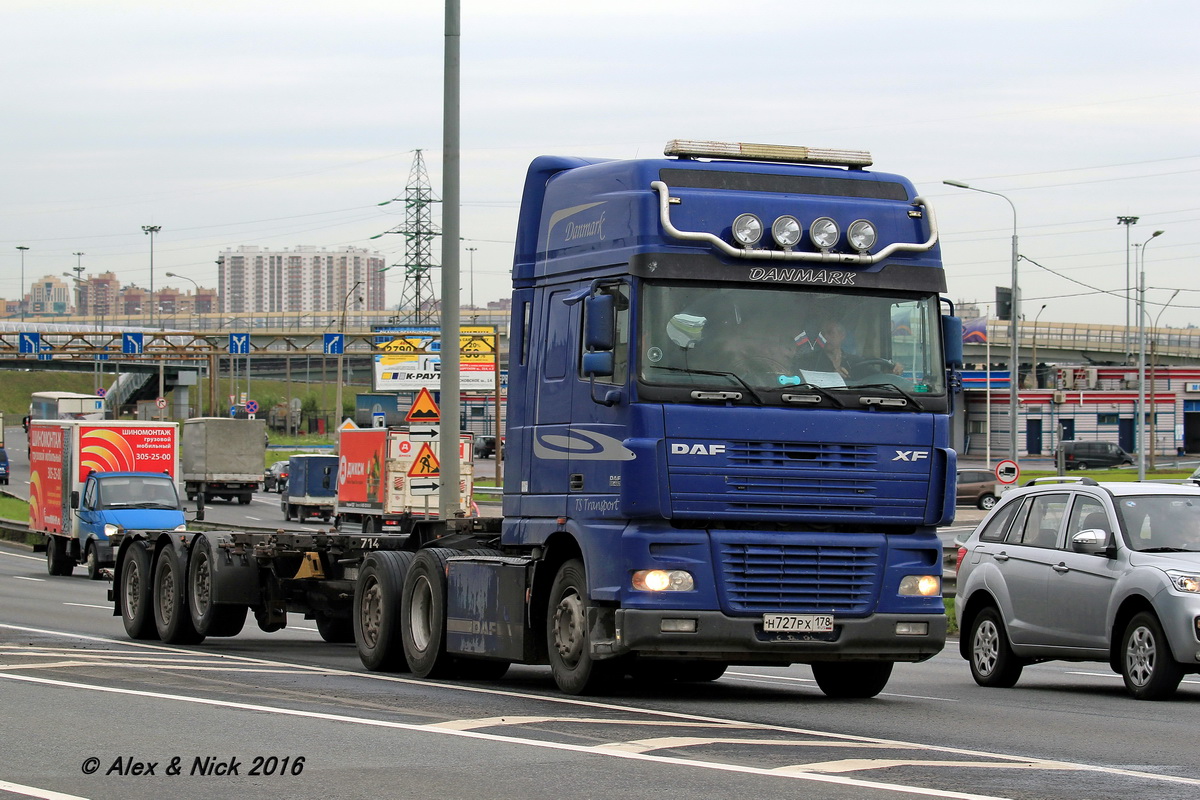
[664,139,873,168]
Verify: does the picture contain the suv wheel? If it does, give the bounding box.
[1120,612,1184,700]
[978,494,998,510]
[968,607,1023,688]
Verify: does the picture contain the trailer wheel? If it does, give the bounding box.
[547,558,621,695]
[401,548,458,679]
[355,550,415,671]
[153,545,205,645]
[120,542,158,640]
[316,613,355,643]
[811,661,893,698]
[46,536,73,576]
[187,535,247,637]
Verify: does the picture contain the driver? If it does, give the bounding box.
[794,319,903,379]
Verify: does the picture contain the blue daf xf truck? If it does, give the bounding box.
[111,140,960,697]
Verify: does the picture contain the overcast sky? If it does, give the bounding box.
[3,0,1196,329]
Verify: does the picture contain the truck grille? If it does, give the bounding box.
[716,539,882,615]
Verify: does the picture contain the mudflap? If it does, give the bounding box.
[202,533,262,607]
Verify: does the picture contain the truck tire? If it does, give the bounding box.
[281,498,292,521]
[401,548,458,679]
[153,545,205,645]
[187,535,248,638]
[811,661,893,698]
[46,535,73,577]
[238,493,251,505]
[120,542,158,640]
[85,542,104,581]
[547,558,622,695]
[355,550,415,671]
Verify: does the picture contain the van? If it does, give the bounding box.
[0,447,8,485]
[1058,440,1133,470]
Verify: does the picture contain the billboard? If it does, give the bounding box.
[372,325,497,392]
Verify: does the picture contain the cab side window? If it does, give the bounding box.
[83,481,97,510]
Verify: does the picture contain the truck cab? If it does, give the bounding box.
[70,472,186,579]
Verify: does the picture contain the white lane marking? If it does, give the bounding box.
[2,623,1197,791]
[0,778,90,800]
[13,576,45,582]
[0,670,1009,800]
[62,603,109,610]
[0,551,44,562]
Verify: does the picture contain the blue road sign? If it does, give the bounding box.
[18,332,40,354]
[324,333,344,355]
[123,332,144,355]
[228,333,250,355]
[37,342,52,361]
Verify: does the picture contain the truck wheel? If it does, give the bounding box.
[153,545,204,645]
[85,543,104,581]
[402,548,458,678]
[811,661,893,698]
[188,535,248,637]
[355,550,415,671]
[46,536,73,577]
[316,613,355,643]
[120,542,158,640]
[238,493,251,505]
[282,500,292,521]
[547,558,621,695]
[1121,611,1184,700]
[968,606,1024,688]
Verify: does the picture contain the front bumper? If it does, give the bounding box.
[608,608,946,663]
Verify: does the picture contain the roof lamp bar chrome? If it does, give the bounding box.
[650,181,938,265]
[665,139,873,169]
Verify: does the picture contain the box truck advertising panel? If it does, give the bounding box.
[338,429,385,510]
[29,423,67,535]
[78,424,177,480]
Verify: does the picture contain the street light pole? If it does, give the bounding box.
[1149,288,1180,472]
[945,180,1020,471]
[16,246,29,322]
[1030,304,1047,389]
[142,225,161,328]
[466,246,477,310]
[1117,216,1139,363]
[334,280,363,439]
[165,271,200,321]
[1136,230,1164,481]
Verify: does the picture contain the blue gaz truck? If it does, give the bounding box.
[111,140,960,697]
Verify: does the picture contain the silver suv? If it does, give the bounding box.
[954,478,1200,700]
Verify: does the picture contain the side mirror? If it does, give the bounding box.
[1070,528,1113,556]
[584,294,616,351]
[582,351,614,378]
[70,491,80,510]
[942,315,963,369]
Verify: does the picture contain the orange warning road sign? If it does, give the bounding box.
[406,387,441,423]
[407,443,441,477]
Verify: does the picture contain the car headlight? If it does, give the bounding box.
[632,569,695,592]
[899,575,941,596]
[1166,571,1200,593]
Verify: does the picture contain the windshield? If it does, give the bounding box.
[99,477,182,510]
[637,281,946,403]
[1117,494,1200,552]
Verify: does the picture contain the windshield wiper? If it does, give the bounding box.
[855,381,924,411]
[778,383,845,408]
[646,365,764,404]
[1139,546,1194,553]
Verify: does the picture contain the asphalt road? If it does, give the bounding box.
[3,540,1200,800]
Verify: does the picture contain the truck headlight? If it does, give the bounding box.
[174,524,188,532]
[103,523,122,539]
[731,213,763,247]
[899,575,941,596]
[1167,571,1200,593]
[632,569,695,592]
